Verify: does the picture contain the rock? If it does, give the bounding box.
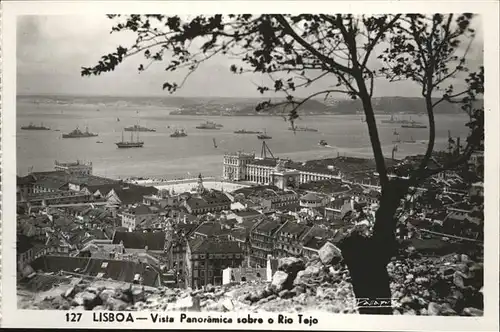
[427,302,441,316]
[400,296,413,305]
[440,302,457,316]
[221,298,234,311]
[462,307,483,316]
[71,291,96,307]
[271,271,289,292]
[318,242,342,265]
[63,286,76,299]
[132,288,146,303]
[415,277,429,285]
[86,287,99,294]
[278,289,295,299]
[106,298,128,311]
[292,285,305,294]
[453,273,465,289]
[175,296,201,311]
[278,257,305,276]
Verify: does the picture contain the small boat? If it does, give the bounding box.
[21,123,51,131]
[213,138,218,148]
[96,141,103,144]
[319,140,328,146]
[62,126,98,138]
[257,129,272,140]
[393,128,399,136]
[196,121,221,130]
[382,114,413,124]
[234,129,263,134]
[117,118,120,122]
[401,122,427,129]
[403,136,416,143]
[170,129,187,138]
[288,126,318,132]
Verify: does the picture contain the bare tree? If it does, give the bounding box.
[82,13,483,314]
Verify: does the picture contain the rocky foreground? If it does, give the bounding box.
[18,245,484,316]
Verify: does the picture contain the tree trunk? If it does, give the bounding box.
[339,181,408,315]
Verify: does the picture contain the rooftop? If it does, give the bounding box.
[191,239,244,254]
[112,231,166,251]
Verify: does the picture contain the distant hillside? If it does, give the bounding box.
[18,94,482,116]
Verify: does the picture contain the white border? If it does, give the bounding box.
[2,1,499,330]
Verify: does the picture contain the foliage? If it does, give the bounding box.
[81,13,484,309]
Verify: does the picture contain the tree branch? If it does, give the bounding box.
[273,15,354,74]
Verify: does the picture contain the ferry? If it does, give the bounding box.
[21,123,51,131]
[288,126,318,132]
[116,131,144,148]
[381,114,412,124]
[170,129,187,138]
[62,126,98,138]
[124,124,156,132]
[234,129,263,134]
[196,121,222,130]
[402,122,427,129]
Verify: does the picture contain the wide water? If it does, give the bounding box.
[16,97,471,179]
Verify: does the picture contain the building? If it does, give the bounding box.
[299,192,326,209]
[30,255,162,287]
[54,160,93,176]
[223,151,256,181]
[273,221,310,258]
[17,234,35,269]
[185,238,244,288]
[269,159,301,190]
[183,191,231,215]
[112,231,166,255]
[120,204,158,230]
[249,219,282,267]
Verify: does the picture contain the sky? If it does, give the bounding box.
[16,15,484,98]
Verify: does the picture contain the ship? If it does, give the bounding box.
[288,126,319,132]
[401,122,427,129]
[234,129,263,134]
[319,140,328,146]
[20,123,51,131]
[257,129,272,140]
[170,129,187,138]
[381,114,412,124]
[403,136,416,143]
[62,126,98,138]
[116,130,144,148]
[196,121,221,130]
[124,124,156,132]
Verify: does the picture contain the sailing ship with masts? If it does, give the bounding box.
[116,129,144,148]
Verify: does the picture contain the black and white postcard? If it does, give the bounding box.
[1,1,499,330]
